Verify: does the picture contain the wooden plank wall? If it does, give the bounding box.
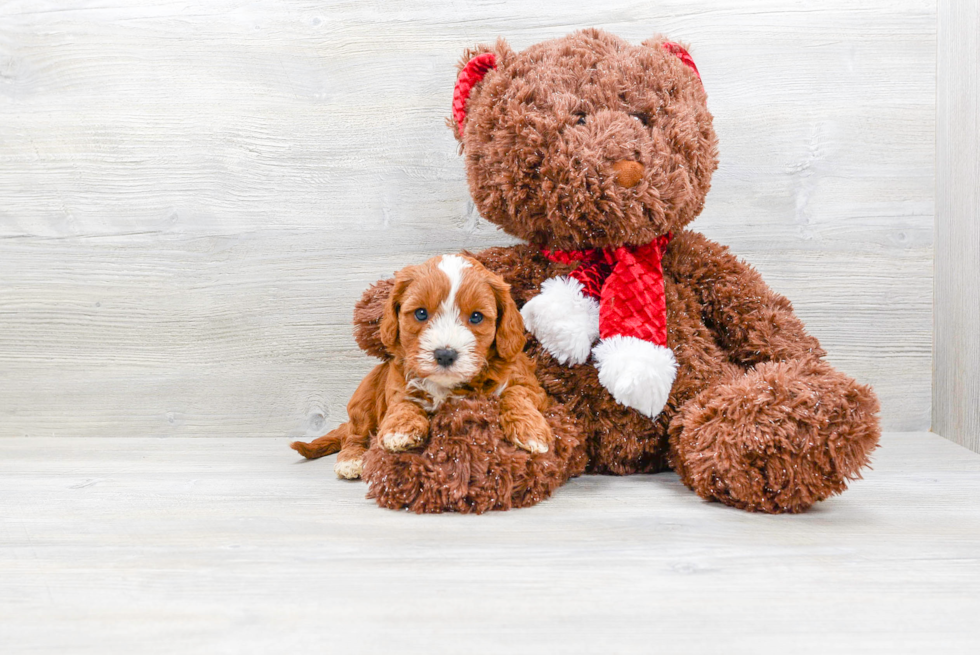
[935,1,980,453]
[0,1,935,438]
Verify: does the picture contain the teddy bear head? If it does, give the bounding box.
[451,28,718,251]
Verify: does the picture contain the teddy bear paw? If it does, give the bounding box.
[520,276,600,365]
[592,335,677,418]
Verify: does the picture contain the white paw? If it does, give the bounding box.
[592,335,677,419]
[334,458,363,479]
[381,431,423,452]
[520,277,600,365]
[514,437,549,454]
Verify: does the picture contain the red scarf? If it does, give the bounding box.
[541,233,672,347]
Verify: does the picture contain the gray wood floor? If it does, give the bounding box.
[1,432,978,654]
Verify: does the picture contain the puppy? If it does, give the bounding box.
[291,254,553,479]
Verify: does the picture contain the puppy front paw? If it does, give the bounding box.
[520,277,599,366]
[514,434,550,454]
[378,405,430,452]
[379,412,430,452]
[380,431,427,452]
[503,412,554,454]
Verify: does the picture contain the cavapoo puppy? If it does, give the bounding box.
[291,254,553,479]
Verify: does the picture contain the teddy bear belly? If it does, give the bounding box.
[474,242,741,475]
[525,273,738,476]
[529,339,672,474]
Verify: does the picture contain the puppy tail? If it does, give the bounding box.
[291,423,348,460]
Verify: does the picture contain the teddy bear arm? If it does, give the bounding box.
[667,232,880,513]
[670,231,824,367]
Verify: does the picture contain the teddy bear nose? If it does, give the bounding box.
[612,160,645,188]
[434,348,458,368]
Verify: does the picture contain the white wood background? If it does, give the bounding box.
[0,0,935,438]
[935,0,979,453]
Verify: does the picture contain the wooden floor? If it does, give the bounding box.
[1,432,978,654]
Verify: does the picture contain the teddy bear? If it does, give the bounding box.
[354,28,881,514]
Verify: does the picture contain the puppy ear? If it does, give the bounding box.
[353,277,395,360]
[489,275,526,361]
[380,268,414,352]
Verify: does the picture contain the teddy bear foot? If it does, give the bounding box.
[362,396,587,513]
[669,359,881,513]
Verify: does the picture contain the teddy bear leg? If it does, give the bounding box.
[668,358,880,513]
[362,396,587,513]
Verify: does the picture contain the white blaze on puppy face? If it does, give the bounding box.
[416,255,480,385]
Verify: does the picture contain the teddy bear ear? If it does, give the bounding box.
[449,39,512,141]
[643,36,702,84]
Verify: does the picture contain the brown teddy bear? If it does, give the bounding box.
[353,28,881,514]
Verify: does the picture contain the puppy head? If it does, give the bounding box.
[380,254,524,386]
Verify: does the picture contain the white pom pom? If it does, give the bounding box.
[520,277,600,365]
[592,336,677,418]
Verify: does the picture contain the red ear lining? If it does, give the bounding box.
[661,41,701,83]
[452,52,497,134]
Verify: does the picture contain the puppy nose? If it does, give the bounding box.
[612,160,645,188]
[434,348,458,368]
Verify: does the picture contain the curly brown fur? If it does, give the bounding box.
[668,358,881,513]
[362,395,586,514]
[459,29,717,251]
[352,29,881,513]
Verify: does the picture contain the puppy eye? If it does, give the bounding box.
[468,311,484,325]
[631,113,650,126]
[574,113,587,126]
[413,308,428,321]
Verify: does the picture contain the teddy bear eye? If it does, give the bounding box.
[414,308,428,321]
[469,311,484,325]
[631,113,650,126]
[574,113,587,126]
